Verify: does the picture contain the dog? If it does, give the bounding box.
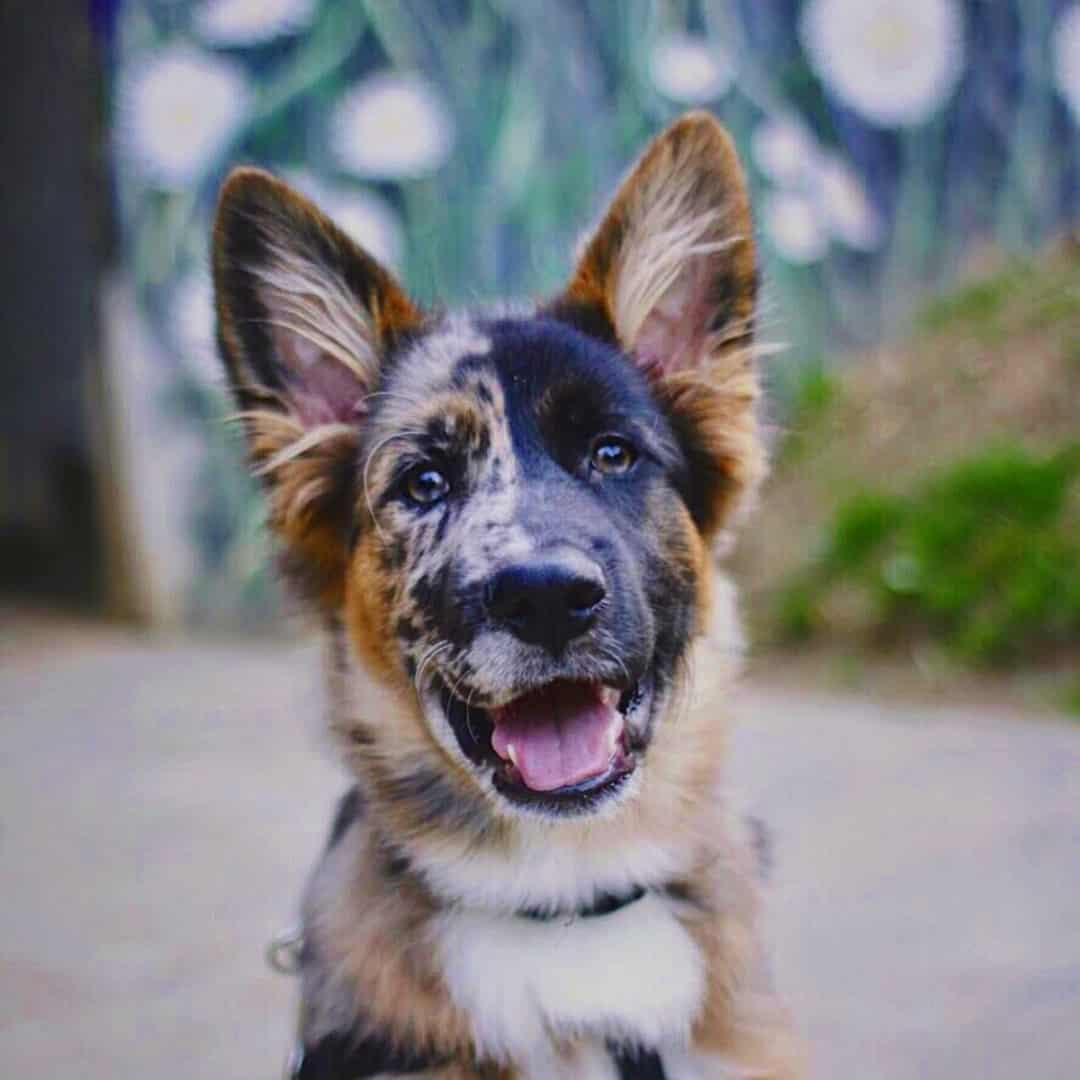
[212,111,802,1079]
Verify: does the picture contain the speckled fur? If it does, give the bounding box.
[212,113,803,1078]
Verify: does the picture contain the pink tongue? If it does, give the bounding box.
[491,682,621,792]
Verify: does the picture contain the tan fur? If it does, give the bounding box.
[558,111,765,537]
[213,168,424,609]
[214,167,423,362]
[303,826,476,1058]
[302,580,802,1077]
[212,116,802,1078]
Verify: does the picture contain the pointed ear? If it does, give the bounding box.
[550,112,764,537]
[212,167,423,608]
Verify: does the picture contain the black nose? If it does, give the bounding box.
[485,548,607,654]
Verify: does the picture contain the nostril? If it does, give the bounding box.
[506,595,535,624]
[486,571,535,627]
[566,578,605,616]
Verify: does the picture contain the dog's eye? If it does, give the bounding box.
[589,435,637,476]
[404,464,450,506]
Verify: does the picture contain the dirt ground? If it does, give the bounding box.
[2,618,1078,1078]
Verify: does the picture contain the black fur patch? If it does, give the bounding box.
[745,814,774,882]
[292,1031,443,1079]
[326,786,364,851]
[661,879,704,910]
[609,1043,668,1079]
[381,767,490,834]
[544,296,620,347]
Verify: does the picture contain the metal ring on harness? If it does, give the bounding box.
[266,925,305,976]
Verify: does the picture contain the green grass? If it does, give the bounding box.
[918,252,1080,343]
[919,265,1021,334]
[774,444,1080,667]
[775,362,842,465]
[1060,678,1080,719]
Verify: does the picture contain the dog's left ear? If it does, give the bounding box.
[550,111,764,537]
[212,167,424,609]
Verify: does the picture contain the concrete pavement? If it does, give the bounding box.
[2,627,1078,1077]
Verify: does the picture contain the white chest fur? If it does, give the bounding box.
[434,893,705,1064]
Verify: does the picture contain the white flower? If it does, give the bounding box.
[286,172,405,269]
[751,115,882,253]
[751,118,818,186]
[1052,5,1080,124]
[762,191,828,264]
[800,0,965,127]
[813,155,882,251]
[649,33,733,103]
[195,0,317,45]
[324,190,404,269]
[169,271,218,382]
[331,73,454,180]
[118,45,251,188]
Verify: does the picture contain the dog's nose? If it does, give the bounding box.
[485,548,606,654]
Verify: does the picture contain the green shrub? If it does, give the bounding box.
[774,444,1080,667]
[775,363,842,465]
[917,260,1027,336]
[1061,678,1080,718]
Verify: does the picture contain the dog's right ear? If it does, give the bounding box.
[212,168,423,609]
[549,113,763,539]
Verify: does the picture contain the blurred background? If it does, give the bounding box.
[6,0,1079,693]
[2,2,1079,1077]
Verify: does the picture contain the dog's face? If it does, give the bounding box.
[349,315,702,815]
[212,112,762,824]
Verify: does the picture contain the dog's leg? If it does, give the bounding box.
[392,1065,514,1080]
[683,944,807,1079]
[669,822,806,1079]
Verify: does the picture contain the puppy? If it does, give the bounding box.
[212,111,801,1079]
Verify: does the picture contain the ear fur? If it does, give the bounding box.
[550,112,764,537]
[212,167,423,608]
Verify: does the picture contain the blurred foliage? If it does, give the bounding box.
[107,0,1080,620]
[918,262,1027,336]
[774,362,840,464]
[738,242,1080,686]
[1062,677,1080,717]
[774,444,1080,666]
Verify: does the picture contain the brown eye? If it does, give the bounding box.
[405,464,449,506]
[590,435,637,476]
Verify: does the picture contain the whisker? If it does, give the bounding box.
[356,388,427,412]
[592,633,633,689]
[464,680,482,749]
[673,652,696,728]
[413,640,452,701]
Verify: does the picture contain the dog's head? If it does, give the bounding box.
[213,113,762,826]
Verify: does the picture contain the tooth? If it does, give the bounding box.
[605,717,622,759]
[507,743,519,767]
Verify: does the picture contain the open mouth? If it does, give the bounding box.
[436,676,651,813]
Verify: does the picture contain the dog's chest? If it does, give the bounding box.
[434,894,705,1064]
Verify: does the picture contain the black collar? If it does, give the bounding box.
[368,819,655,923]
[516,883,648,921]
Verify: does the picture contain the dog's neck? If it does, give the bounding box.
[356,803,702,923]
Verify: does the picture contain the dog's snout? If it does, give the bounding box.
[485,548,606,654]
